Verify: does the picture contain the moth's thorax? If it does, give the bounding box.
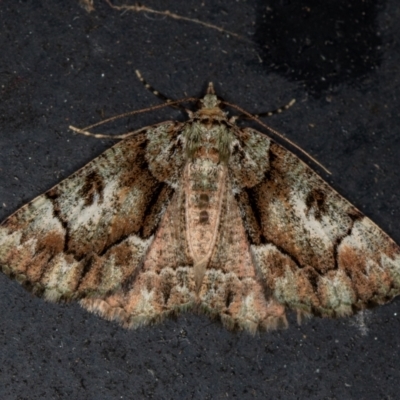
[184,120,233,164]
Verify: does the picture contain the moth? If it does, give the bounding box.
[1,76,400,334]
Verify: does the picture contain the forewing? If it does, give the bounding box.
[0,122,181,302]
[236,130,400,318]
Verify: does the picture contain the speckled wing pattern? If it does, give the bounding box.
[1,88,400,333]
[240,136,400,320]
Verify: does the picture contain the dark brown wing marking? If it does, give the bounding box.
[0,122,182,302]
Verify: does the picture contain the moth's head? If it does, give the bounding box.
[200,93,220,110]
[194,82,226,120]
[200,83,219,108]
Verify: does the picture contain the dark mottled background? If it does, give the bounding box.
[1,1,400,399]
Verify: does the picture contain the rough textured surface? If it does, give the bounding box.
[1,0,400,399]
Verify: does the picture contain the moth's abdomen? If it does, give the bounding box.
[184,159,226,267]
